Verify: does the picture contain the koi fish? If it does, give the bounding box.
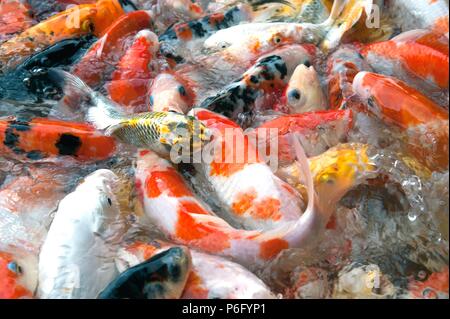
[360,29,450,90]
[408,267,449,299]
[253,109,353,165]
[134,140,378,268]
[326,45,372,110]
[0,116,116,161]
[385,0,449,34]
[148,71,197,114]
[0,0,125,73]
[277,64,326,113]
[106,29,159,110]
[0,250,37,299]
[352,71,449,170]
[151,0,205,32]
[98,247,192,299]
[50,69,210,160]
[116,240,276,299]
[158,4,254,65]
[0,0,34,43]
[250,0,334,24]
[200,44,313,124]
[38,169,126,299]
[72,10,153,87]
[191,108,305,231]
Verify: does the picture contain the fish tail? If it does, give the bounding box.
[48,68,125,134]
[320,0,347,29]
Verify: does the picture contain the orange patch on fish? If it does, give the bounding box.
[0,252,32,299]
[175,211,231,253]
[182,271,209,299]
[178,200,211,216]
[145,167,193,198]
[259,238,289,260]
[232,190,257,215]
[175,24,193,41]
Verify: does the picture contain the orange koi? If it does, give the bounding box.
[72,10,153,87]
[0,0,125,72]
[353,71,449,170]
[106,29,159,110]
[0,116,116,161]
[361,30,449,89]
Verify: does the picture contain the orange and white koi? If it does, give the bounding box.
[277,64,326,113]
[0,0,125,73]
[116,240,276,299]
[326,45,372,110]
[106,29,159,111]
[253,109,353,165]
[150,0,205,32]
[148,71,197,114]
[0,250,37,299]
[0,116,116,162]
[0,0,34,43]
[200,44,314,123]
[360,29,449,90]
[353,71,449,170]
[135,140,377,267]
[191,108,304,231]
[72,10,153,87]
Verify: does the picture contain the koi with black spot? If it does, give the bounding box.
[200,44,312,124]
[158,5,254,65]
[0,0,125,73]
[0,116,116,161]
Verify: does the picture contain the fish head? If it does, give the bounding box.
[149,73,195,114]
[310,143,377,206]
[142,246,192,299]
[0,250,37,299]
[285,64,320,112]
[78,169,123,234]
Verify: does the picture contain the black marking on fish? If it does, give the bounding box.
[275,62,287,79]
[3,127,22,153]
[55,133,82,156]
[118,0,138,12]
[9,119,31,132]
[190,22,207,38]
[107,198,112,206]
[26,150,44,160]
[97,247,188,299]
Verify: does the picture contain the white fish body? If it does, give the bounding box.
[38,170,125,299]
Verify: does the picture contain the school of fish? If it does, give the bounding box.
[0,0,448,299]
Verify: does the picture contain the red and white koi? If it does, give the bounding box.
[134,140,378,267]
[191,108,304,231]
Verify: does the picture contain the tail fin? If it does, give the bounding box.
[320,0,347,29]
[321,0,372,51]
[48,68,124,133]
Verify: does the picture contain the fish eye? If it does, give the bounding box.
[288,89,301,100]
[304,60,311,67]
[81,20,93,32]
[149,95,154,106]
[273,36,282,44]
[7,261,22,275]
[178,85,186,97]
